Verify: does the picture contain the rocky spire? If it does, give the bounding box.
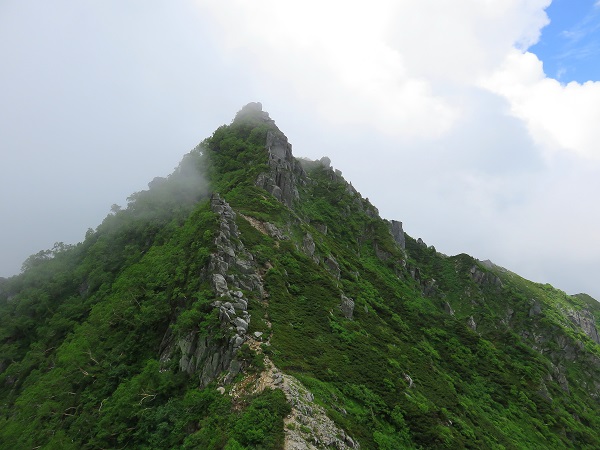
[232,102,275,126]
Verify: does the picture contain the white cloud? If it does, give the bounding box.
[3,1,600,298]
[195,0,557,141]
[484,49,600,160]
[197,0,459,137]
[193,0,600,297]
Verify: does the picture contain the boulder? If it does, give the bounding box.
[212,274,228,295]
[339,295,355,319]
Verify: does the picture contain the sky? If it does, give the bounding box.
[1,1,600,300]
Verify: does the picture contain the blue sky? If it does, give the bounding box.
[530,0,600,82]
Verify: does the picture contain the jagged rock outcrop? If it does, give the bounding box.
[246,105,307,207]
[567,309,600,344]
[233,101,274,124]
[529,301,542,317]
[302,233,319,263]
[469,265,502,290]
[160,193,265,387]
[339,294,355,320]
[390,220,406,250]
[467,316,477,331]
[324,255,341,280]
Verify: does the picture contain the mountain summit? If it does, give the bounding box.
[1,104,599,449]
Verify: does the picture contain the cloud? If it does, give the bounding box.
[195,1,555,139]
[197,0,459,137]
[3,1,600,299]
[193,0,600,298]
[485,49,600,160]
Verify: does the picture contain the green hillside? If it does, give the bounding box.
[1,103,599,449]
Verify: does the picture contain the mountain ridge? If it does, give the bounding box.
[1,103,599,449]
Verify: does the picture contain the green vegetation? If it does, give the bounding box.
[1,105,599,449]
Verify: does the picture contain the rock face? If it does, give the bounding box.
[160,193,265,387]
[568,309,600,345]
[529,301,542,317]
[324,255,341,280]
[253,122,306,207]
[390,220,406,250]
[302,233,319,263]
[470,265,502,290]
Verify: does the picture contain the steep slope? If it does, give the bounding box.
[1,103,599,449]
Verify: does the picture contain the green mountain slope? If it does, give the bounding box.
[1,103,599,449]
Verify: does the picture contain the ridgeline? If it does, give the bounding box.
[1,103,599,449]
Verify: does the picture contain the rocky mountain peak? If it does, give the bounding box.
[2,103,600,449]
[232,101,275,126]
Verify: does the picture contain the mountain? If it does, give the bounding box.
[1,103,599,449]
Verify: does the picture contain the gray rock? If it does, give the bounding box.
[232,301,247,312]
[467,316,477,331]
[234,317,248,332]
[443,302,454,316]
[339,295,355,319]
[423,279,438,297]
[219,307,231,322]
[390,220,406,249]
[313,222,328,235]
[233,335,245,349]
[552,363,570,393]
[156,191,266,388]
[470,265,502,289]
[255,127,307,207]
[232,102,273,124]
[208,255,229,276]
[212,273,228,294]
[480,259,495,269]
[264,222,287,240]
[568,309,600,344]
[303,233,316,258]
[236,258,255,274]
[529,301,542,317]
[324,256,341,279]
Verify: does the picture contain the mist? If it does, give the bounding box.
[2,1,600,300]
